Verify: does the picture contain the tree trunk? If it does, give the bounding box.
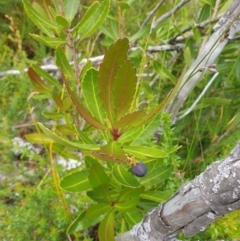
[116,141,240,241]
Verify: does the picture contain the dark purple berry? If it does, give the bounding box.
[131,162,147,177]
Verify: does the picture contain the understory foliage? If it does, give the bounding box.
[1,0,240,240]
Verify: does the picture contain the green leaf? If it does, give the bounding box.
[73,2,99,35]
[118,125,144,144]
[86,203,111,220]
[113,60,137,121]
[89,163,110,188]
[129,24,151,42]
[114,197,139,212]
[140,190,172,202]
[88,163,111,202]
[28,67,49,92]
[31,34,67,48]
[25,133,53,144]
[32,64,62,90]
[98,210,115,241]
[140,164,174,186]
[99,38,129,124]
[123,146,168,159]
[130,113,161,146]
[55,15,69,28]
[73,125,94,144]
[82,68,106,124]
[56,47,75,80]
[91,141,127,163]
[64,82,108,130]
[112,165,140,188]
[67,210,102,234]
[61,0,79,22]
[38,123,100,150]
[123,210,142,226]
[60,170,91,192]
[73,0,110,40]
[87,187,110,203]
[113,111,146,129]
[23,0,58,37]
[118,186,144,202]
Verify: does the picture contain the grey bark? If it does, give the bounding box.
[116,141,240,241]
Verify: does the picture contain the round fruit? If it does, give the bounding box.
[131,162,147,177]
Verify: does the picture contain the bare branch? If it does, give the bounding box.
[152,0,191,30]
[141,0,165,28]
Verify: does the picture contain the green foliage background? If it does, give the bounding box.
[1,0,240,240]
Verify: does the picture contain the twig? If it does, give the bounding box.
[141,0,165,28]
[152,0,191,29]
[168,16,221,43]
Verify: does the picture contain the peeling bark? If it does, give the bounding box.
[116,141,240,241]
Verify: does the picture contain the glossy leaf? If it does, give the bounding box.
[82,68,106,124]
[25,133,53,144]
[67,210,102,234]
[73,2,98,35]
[113,111,146,129]
[86,203,111,220]
[130,113,161,146]
[55,15,69,28]
[91,141,127,163]
[87,187,110,203]
[140,190,172,202]
[118,186,144,202]
[32,64,61,90]
[60,170,91,192]
[112,165,140,188]
[74,125,94,144]
[56,47,75,80]
[140,164,174,186]
[113,60,137,121]
[73,0,110,40]
[98,210,115,241]
[28,67,49,92]
[38,123,100,150]
[30,34,67,48]
[114,197,139,212]
[118,125,144,144]
[123,210,142,226]
[61,0,79,22]
[34,0,53,18]
[99,38,129,124]
[89,163,110,188]
[88,164,111,201]
[64,83,108,130]
[123,146,168,159]
[23,0,58,37]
